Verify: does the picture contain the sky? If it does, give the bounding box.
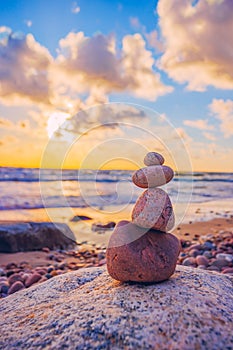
[0,0,232,171]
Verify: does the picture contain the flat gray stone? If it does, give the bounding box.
[0,265,232,349]
[0,222,76,252]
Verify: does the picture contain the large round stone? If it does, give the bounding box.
[106,221,181,282]
[131,188,175,231]
[132,165,174,188]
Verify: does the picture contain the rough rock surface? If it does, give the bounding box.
[0,266,232,350]
[0,222,76,252]
[107,222,180,282]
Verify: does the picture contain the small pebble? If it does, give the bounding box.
[25,273,41,288]
[222,267,233,274]
[203,241,215,250]
[47,267,54,273]
[189,249,199,257]
[203,251,212,259]
[35,268,47,275]
[6,263,17,270]
[8,273,24,286]
[196,255,209,266]
[8,281,25,295]
[207,266,220,272]
[210,259,229,269]
[42,247,50,253]
[1,284,9,294]
[188,244,203,251]
[0,277,8,282]
[182,257,196,267]
[6,270,16,277]
[144,152,165,166]
[216,253,233,262]
[57,263,66,270]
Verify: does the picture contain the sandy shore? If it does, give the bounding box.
[0,217,232,269]
[172,217,233,239]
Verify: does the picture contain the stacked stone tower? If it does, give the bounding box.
[106,152,181,283]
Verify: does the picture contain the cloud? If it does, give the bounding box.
[71,2,80,14]
[203,132,216,141]
[55,32,173,101]
[0,27,173,142]
[0,27,172,111]
[183,119,214,130]
[0,117,13,127]
[129,17,140,29]
[145,30,164,53]
[0,135,17,146]
[24,20,32,27]
[52,104,148,140]
[121,34,173,99]
[157,0,233,90]
[0,27,53,105]
[0,116,31,133]
[209,98,233,138]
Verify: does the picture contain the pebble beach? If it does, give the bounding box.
[1,216,233,298]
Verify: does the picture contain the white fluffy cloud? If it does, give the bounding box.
[0,27,53,105]
[71,2,80,14]
[122,34,173,99]
[157,0,233,90]
[0,27,173,140]
[209,99,233,138]
[55,32,173,102]
[183,119,214,130]
[0,28,172,111]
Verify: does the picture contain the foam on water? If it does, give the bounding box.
[0,167,232,224]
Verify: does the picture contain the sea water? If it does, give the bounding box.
[0,167,232,243]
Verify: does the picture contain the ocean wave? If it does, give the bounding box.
[0,167,233,211]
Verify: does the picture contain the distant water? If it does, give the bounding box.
[0,167,232,211]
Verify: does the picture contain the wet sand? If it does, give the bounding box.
[172,217,233,240]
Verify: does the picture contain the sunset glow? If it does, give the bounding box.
[0,0,232,172]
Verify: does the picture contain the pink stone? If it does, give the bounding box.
[144,152,164,166]
[132,165,174,188]
[106,221,180,282]
[25,273,41,288]
[131,188,175,232]
[196,255,209,266]
[8,281,25,295]
[182,257,196,266]
[211,259,229,270]
[35,269,47,275]
[8,273,23,286]
[222,267,233,274]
